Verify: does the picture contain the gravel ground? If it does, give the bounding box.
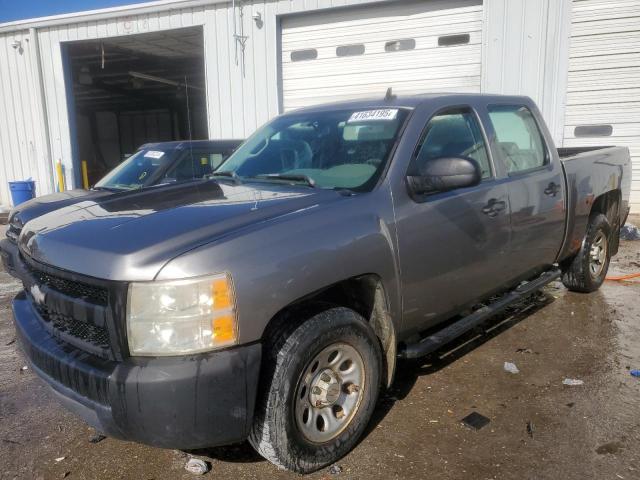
[1,221,639,480]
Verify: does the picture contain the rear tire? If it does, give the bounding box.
[249,306,382,473]
[562,213,611,292]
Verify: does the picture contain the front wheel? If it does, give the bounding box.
[562,213,611,292]
[249,307,382,473]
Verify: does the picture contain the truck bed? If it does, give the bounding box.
[557,145,631,262]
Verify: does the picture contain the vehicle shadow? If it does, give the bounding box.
[364,289,555,437]
[187,289,556,464]
[187,441,264,464]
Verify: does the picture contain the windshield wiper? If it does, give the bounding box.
[209,171,242,184]
[253,173,316,188]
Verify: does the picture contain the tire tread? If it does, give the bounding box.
[249,306,381,473]
[562,213,611,293]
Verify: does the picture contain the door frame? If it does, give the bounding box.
[61,42,82,189]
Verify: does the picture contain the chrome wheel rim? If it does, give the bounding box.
[294,343,366,443]
[589,231,608,279]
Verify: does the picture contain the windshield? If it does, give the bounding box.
[95,144,237,191]
[218,108,409,191]
[95,147,178,190]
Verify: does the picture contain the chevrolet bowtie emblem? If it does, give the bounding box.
[30,284,46,304]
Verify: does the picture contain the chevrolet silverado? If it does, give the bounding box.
[2,94,630,473]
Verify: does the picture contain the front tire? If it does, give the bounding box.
[562,213,611,292]
[249,306,382,473]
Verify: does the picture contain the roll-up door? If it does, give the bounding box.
[280,0,483,111]
[564,0,640,210]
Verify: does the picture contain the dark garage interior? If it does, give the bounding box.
[65,26,208,185]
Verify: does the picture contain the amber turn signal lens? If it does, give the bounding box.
[212,314,236,343]
[211,277,233,310]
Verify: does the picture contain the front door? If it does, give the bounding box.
[394,106,512,336]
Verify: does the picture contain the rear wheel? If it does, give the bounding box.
[562,213,611,292]
[249,306,382,473]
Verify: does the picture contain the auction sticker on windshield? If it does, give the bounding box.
[348,109,398,123]
[144,150,165,159]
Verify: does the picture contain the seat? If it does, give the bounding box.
[174,157,200,181]
[499,142,539,172]
[277,139,313,170]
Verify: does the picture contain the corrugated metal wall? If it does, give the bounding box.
[0,0,572,208]
[482,0,572,145]
[0,29,52,208]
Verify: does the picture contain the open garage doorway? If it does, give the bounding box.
[64,26,207,186]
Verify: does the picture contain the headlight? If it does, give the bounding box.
[126,273,238,356]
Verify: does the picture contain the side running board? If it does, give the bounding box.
[398,268,562,360]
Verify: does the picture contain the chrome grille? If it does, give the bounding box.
[21,255,121,360]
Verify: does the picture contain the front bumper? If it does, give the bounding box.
[13,291,262,449]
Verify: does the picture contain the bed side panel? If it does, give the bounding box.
[558,146,630,261]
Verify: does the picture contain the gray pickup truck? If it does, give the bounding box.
[3,94,630,473]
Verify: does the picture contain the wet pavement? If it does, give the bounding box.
[1,223,639,480]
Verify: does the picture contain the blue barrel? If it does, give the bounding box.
[9,180,36,206]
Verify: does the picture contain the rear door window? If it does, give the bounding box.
[487,105,548,174]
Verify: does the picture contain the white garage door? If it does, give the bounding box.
[280,0,483,111]
[564,0,640,211]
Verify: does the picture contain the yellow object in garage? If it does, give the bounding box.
[81,160,89,189]
[56,161,65,192]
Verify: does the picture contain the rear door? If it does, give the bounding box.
[484,104,566,279]
[395,106,512,335]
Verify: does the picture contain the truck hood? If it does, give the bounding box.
[19,179,345,281]
[9,189,112,229]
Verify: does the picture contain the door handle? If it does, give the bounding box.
[544,182,561,197]
[482,198,506,217]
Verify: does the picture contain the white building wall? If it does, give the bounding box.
[482,0,572,144]
[0,29,52,208]
[0,0,572,208]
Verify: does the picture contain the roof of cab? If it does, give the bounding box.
[286,92,533,114]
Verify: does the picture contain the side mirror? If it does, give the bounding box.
[407,157,482,196]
